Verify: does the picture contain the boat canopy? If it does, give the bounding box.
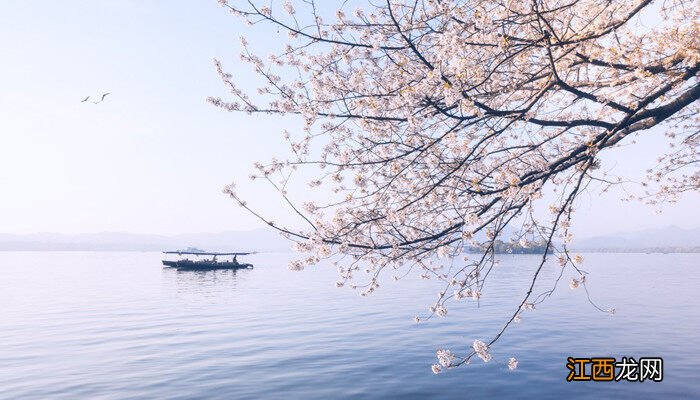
[163,251,255,256]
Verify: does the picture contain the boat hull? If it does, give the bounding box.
[162,260,253,270]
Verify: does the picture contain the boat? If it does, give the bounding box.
[162,251,254,270]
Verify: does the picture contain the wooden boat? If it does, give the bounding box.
[162,251,254,270]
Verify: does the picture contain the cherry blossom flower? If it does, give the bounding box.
[508,357,518,371]
[569,278,580,290]
[211,0,697,371]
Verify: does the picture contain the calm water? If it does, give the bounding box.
[1,252,699,399]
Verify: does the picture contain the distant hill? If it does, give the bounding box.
[0,229,291,252]
[571,226,700,252]
[1,226,699,253]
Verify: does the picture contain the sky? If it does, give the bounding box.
[0,1,698,238]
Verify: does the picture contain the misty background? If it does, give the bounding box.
[1,1,699,248]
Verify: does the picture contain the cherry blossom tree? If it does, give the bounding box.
[209,0,699,371]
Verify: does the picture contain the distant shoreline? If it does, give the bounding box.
[2,226,699,253]
[567,248,700,254]
[466,249,700,254]
[2,246,699,254]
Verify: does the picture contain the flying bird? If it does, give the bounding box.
[92,92,110,104]
[82,92,110,104]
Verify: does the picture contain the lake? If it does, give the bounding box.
[1,252,698,399]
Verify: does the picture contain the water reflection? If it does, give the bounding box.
[162,266,252,293]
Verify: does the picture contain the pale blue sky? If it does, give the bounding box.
[0,1,698,237]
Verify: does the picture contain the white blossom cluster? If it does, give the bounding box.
[211,0,698,371]
[507,357,518,371]
[472,339,492,363]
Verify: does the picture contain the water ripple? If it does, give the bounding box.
[0,251,698,399]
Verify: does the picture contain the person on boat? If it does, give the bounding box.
[233,255,238,264]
